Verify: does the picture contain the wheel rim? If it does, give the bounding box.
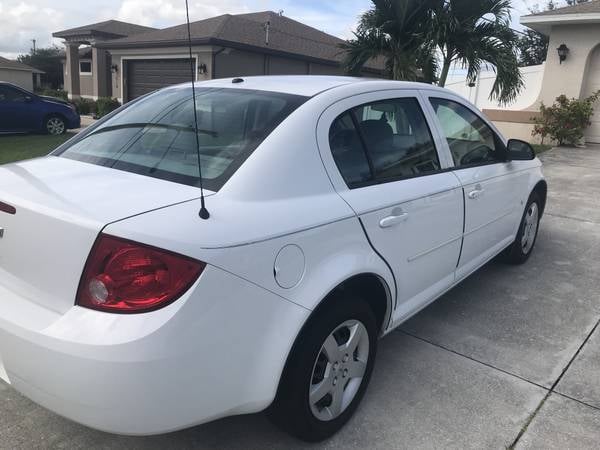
[309,320,369,422]
[521,202,539,254]
[47,118,65,135]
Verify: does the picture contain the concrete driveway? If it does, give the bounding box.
[2,146,600,449]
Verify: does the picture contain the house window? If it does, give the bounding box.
[80,61,92,74]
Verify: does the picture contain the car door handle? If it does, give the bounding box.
[468,186,485,199]
[379,212,409,228]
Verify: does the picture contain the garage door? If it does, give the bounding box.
[126,58,193,101]
[584,46,600,144]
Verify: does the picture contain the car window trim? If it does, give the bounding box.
[349,109,376,179]
[330,96,445,190]
[344,153,515,189]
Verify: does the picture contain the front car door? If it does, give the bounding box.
[424,93,529,279]
[317,90,463,324]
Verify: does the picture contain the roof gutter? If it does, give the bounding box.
[521,13,600,35]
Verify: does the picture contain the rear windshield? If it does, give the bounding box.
[55,87,307,191]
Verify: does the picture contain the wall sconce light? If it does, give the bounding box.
[111,64,119,73]
[198,63,207,75]
[557,44,569,64]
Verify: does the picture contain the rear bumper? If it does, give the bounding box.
[0,265,308,435]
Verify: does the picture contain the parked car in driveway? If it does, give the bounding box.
[0,76,546,441]
[0,82,80,135]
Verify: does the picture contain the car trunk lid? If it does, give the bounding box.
[0,156,208,314]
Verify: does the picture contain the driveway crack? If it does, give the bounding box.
[509,317,600,448]
[398,330,549,391]
[545,212,600,225]
[399,316,600,450]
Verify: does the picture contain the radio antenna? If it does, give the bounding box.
[185,0,210,219]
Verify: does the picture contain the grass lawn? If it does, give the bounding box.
[0,133,76,165]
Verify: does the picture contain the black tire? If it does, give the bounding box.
[268,295,378,442]
[503,191,542,264]
[44,115,66,135]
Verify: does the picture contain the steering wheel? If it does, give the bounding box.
[460,145,494,166]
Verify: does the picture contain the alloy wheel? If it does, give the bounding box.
[309,320,369,421]
[46,117,65,135]
[521,202,539,254]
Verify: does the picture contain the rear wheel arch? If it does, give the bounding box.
[276,272,392,390]
[279,273,392,383]
[325,273,393,335]
[532,180,548,216]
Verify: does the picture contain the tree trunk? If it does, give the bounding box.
[438,58,452,87]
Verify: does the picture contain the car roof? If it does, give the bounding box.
[0,81,26,91]
[170,75,448,98]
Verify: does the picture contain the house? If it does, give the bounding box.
[53,11,384,104]
[0,56,44,91]
[479,1,600,144]
[53,20,157,101]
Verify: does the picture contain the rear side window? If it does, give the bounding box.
[56,87,307,191]
[328,112,372,186]
[0,86,26,102]
[329,98,440,188]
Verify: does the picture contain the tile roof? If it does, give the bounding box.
[53,20,156,39]
[95,11,384,71]
[524,0,600,17]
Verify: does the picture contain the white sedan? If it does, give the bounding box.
[0,76,545,441]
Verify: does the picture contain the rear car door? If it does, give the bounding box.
[0,85,33,132]
[317,90,463,323]
[425,94,527,279]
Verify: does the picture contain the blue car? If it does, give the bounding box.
[0,82,80,135]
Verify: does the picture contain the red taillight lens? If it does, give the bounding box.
[76,234,205,313]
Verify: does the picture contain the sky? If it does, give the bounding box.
[0,0,572,60]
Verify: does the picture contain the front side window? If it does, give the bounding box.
[329,97,440,188]
[430,98,506,168]
[55,87,307,191]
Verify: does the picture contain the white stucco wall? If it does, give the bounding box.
[583,44,600,143]
[537,24,600,105]
[445,64,545,110]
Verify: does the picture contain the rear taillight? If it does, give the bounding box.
[76,234,205,313]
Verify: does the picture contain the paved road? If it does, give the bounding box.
[2,146,600,449]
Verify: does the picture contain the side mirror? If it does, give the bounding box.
[507,139,536,161]
[24,96,33,103]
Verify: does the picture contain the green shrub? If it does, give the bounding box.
[95,97,121,118]
[72,98,96,115]
[532,91,600,146]
[35,88,68,101]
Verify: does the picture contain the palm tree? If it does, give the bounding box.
[340,0,441,83]
[434,0,524,105]
[341,0,524,105]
